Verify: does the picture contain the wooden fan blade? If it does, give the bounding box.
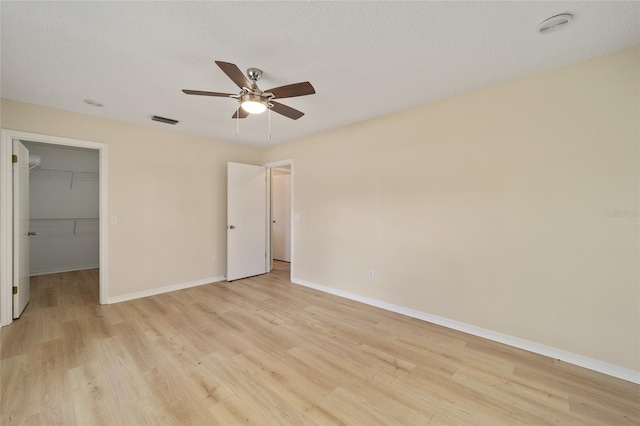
[182,89,235,97]
[232,108,250,119]
[270,101,304,120]
[215,61,252,89]
[265,81,315,99]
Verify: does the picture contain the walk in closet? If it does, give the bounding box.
[24,142,99,275]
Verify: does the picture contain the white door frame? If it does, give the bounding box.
[263,159,294,280]
[0,129,108,326]
[271,169,291,262]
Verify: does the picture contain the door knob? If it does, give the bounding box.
[229,225,235,229]
[27,231,36,236]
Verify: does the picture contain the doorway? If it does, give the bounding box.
[226,160,294,283]
[271,166,291,263]
[264,159,294,280]
[0,129,108,327]
[23,142,99,277]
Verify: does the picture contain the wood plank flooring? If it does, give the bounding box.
[1,263,639,425]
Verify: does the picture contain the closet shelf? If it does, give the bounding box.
[30,168,98,189]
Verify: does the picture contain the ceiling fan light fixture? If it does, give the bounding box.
[240,94,267,114]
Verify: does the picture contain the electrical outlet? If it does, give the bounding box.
[212,255,217,263]
[369,270,375,280]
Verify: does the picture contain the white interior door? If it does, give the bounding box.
[227,162,267,281]
[272,172,291,262]
[13,140,30,318]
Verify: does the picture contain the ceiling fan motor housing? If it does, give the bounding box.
[240,92,265,103]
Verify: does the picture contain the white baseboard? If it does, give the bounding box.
[30,264,99,276]
[106,275,226,304]
[292,277,640,385]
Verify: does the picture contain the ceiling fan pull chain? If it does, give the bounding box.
[268,107,272,140]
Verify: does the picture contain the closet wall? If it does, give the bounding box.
[24,142,99,275]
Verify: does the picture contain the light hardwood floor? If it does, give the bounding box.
[1,263,639,425]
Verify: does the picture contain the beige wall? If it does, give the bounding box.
[1,99,261,298]
[263,47,640,371]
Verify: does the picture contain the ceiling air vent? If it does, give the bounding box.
[537,13,572,33]
[150,115,179,125]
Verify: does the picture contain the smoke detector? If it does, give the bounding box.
[537,13,573,33]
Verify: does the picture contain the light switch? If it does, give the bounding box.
[294,214,301,222]
[110,216,118,225]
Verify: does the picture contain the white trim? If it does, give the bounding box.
[266,167,272,272]
[0,129,108,327]
[263,159,294,280]
[271,167,291,174]
[98,141,108,305]
[292,277,640,385]
[106,275,226,304]
[263,159,294,168]
[30,265,99,277]
[0,135,13,326]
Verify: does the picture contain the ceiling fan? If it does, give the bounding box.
[183,61,315,120]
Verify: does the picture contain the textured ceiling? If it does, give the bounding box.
[1,1,638,147]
